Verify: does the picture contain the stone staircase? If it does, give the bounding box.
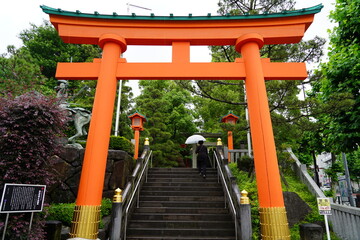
[126,167,236,240]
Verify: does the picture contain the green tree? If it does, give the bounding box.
[134,80,197,167]
[1,21,102,100]
[217,0,296,15]
[192,92,248,147]
[19,21,101,79]
[178,0,326,157]
[0,46,49,96]
[347,149,360,184]
[312,0,360,152]
[18,21,101,99]
[15,22,134,140]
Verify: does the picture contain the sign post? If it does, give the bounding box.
[317,197,331,240]
[0,184,46,240]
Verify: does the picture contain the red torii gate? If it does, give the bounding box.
[42,5,322,240]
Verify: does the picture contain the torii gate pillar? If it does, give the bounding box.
[69,35,126,239]
[236,33,289,238]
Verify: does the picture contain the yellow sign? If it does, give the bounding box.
[317,198,332,215]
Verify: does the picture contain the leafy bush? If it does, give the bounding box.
[0,92,67,240]
[109,135,134,154]
[45,198,112,228]
[100,198,112,216]
[323,189,334,198]
[0,213,46,240]
[237,155,253,172]
[77,136,134,154]
[45,203,75,226]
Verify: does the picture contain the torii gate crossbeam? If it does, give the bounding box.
[41,5,322,240]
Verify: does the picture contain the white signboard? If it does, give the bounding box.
[317,197,332,215]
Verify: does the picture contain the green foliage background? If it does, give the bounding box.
[311,0,360,153]
[134,80,197,167]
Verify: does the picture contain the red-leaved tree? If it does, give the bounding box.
[0,92,67,240]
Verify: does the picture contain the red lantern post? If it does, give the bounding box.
[128,111,147,159]
[220,111,239,162]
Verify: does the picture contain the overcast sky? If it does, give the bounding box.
[1,0,335,62]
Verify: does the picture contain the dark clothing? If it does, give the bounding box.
[196,144,208,177]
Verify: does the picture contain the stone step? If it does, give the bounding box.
[146,172,214,175]
[134,207,230,214]
[139,195,225,202]
[141,185,222,192]
[128,219,234,229]
[140,190,223,196]
[146,177,216,183]
[145,177,218,181]
[126,236,235,240]
[149,167,217,173]
[130,212,233,221]
[143,182,221,187]
[126,227,235,238]
[139,200,226,208]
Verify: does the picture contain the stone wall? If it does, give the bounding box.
[47,145,134,203]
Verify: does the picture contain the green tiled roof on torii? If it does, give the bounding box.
[41,4,323,21]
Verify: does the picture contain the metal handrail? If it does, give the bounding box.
[122,149,152,240]
[216,149,243,204]
[121,149,151,200]
[214,150,238,240]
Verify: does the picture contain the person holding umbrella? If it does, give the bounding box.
[196,140,208,179]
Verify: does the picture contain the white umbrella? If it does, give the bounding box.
[185,135,206,144]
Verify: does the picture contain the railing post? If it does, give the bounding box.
[216,138,223,156]
[216,138,224,175]
[144,138,150,181]
[144,137,150,151]
[240,190,252,240]
[109,188,123,240]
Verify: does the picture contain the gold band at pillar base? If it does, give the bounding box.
[69,205,101,239]
[259,207,290,240]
